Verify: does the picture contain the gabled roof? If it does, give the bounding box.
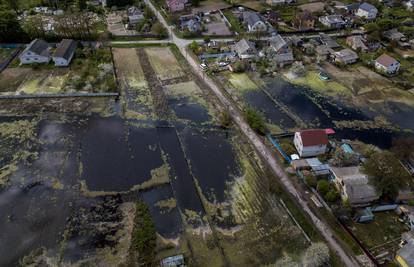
[269,34,288,53]
[375,53,398,67]
[53,39,77,60]
[298,129,328,146]
[234,39,256,55]
[23,39,50,57]
[243,11,262,27]
[358,2,377,12]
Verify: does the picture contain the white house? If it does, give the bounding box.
[52,39,77,67]
[375,53,400,74]
[355,3,378,19]
[243,12,267,32]
[293,129,328,157]
[19,39,51,65]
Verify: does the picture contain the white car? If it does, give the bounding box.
[218,61,229,67]
[200,62,208,70]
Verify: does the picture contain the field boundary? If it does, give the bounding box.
[0,92,119,100]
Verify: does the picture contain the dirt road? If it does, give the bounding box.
[143,1,362,266]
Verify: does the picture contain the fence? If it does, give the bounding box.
[0,92,119,100]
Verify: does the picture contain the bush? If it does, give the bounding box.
[316,180,329,195]
[305,175,317,188]
[325,189,340,202]
[244,106,266,135]
[132,202,156,265]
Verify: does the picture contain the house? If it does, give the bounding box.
[330,166,379,206]
[319,15,345,28]
[52,39,77,67]
[293,129,328,157]
[266,0,295,6]
[232,39,257,59]
[293,11,315,30]
[345,3,360,14]
[243,12,267,32]
[355,3,378,19]
[333,48,358,65]
[346,35,368,52]
[269,34,289,53]
[166,0,186,12]
[268,34,294,66]
[19,39,51,65]
[127,7,144,25]
[315,45,333,60]
[396,233,414,267]
[291,158,330,176]
[375,54,400,74]
[185,19,201,32]
[319,33,341,49]
[383,28,411,48]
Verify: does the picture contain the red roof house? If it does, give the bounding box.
[294,129,329,157]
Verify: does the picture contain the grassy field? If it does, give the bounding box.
[227,73,259,92]
[113,48,147,89]
[145,47,184,80]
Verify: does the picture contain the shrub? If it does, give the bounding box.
[244,106,266,135]
[132,202,156,265]
[325,189,340,202]
[305,175,317,188]
[316,180,329,195]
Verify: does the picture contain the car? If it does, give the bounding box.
[200,62,208,70]
[218,61,229,67]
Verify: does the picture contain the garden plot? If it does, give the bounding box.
[0,48,16,62]
[145,47,184,81]
[113,48,154,119]
[17,69,69,94]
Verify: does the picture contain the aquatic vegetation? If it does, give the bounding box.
[155,198,177,211]
[131,163,170,191]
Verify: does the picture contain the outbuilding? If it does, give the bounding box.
[375,53,400,74]
[52,39,77,67]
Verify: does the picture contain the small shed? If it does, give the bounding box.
[161,254,185,266]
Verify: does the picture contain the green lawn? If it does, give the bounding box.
[223,10,244,33]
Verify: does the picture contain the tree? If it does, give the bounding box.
[325,189,340,202]
[244,106,266,135]
[76,0,87,10]
[391,138,414,160]
[0,9,27,42]
[316,180,329,195]
[363,151,412,200]
[219,111,232,128]
[303,242,330,267]
[189,40,200,53]
[151,22,167,37]
[305,175,317,188]
[191,0,200,6]
[331,147,360,167]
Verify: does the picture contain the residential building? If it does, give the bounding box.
[243,12,267,32]
[184,19,201,32]
[232,39,257,59]
[319,15,346,28]
[267,34,293,66]
[355,3,378,19]
[127,7,144,25]
[19,39,51,65]
[383,28,411,48]
[330,166,379,206]
[396,233,414,267]
[52,39,77,67]
[375,53,400,74]
[293,129,328,157]
[319,33,341,49]
[166,0,186,12]
[333,48,359,65]
[293,11,315,30]
[315,45,333,60]
[269,34,289,53]
[346,35,368,52]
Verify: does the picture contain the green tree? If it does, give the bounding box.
[151,22,167,37]
[132,202,156,265]
[303,242,330,267]
[316,180,329,195]
[0,9,26,42]
[76,0,87,10]
[244,106,266,135]
[363,151,412,200]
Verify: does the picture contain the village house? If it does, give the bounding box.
[333,48,359,65]
[127,6,144,25]
[268,34,294,67]
[52,39,77,67]
[243,12,267,32]
[330,166,379,207]
[293,129,328,157]
[346,35,368,52]
[319,33,341,49]
[315,45,333,61]
[355,3,378,19]
[383,28,411,48]
[292,11,315,30]
[319,15,346,29]
[232,39,257,59]
[375,53,400,74]
[19,39,51,65]
[166,0,186,12]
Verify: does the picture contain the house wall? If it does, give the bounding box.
[293,132,326,157]
[356,9,377,19]
[53,51,75,67]
[19,51,51,64]
[375,61,400,74]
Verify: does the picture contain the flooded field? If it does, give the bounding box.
[0,46,318,266]
[218,71,413,148]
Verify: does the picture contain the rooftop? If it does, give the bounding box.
[376,54,398,67]
[298,129,329,147]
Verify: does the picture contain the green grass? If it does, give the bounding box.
[223,10,244,33]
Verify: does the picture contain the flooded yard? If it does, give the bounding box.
[0,46,317,266]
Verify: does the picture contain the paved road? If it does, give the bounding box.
[143,1,362,266]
